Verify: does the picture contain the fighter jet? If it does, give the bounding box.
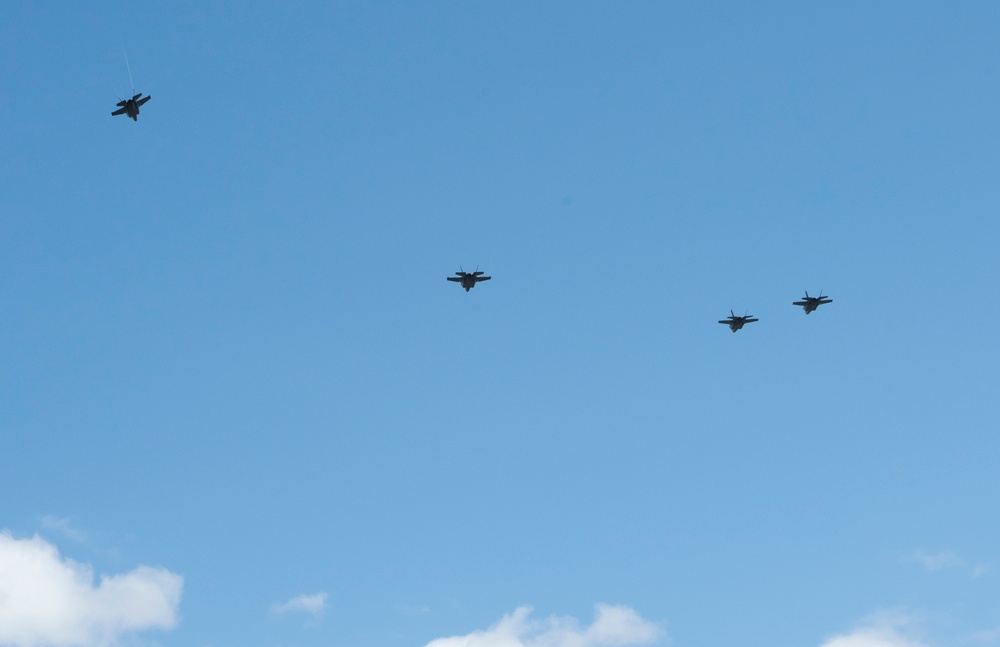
[111,93,151,121]
[792,291,832,314]
[447,266,491,292]
[719,310,758,333]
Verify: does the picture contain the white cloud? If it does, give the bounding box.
[0,531,182,647]
[396,603,432,616]
[909,549,964,572]
[968,626,1000,644]
[819,613,927,647]
[972,562,992,579]
[40,516,87,544]
[422,604,664,647]
[272,592,328,616]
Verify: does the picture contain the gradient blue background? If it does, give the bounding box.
[2,2,998,646]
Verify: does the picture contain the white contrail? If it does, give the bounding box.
[123,49,135,94]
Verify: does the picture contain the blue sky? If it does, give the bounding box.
[1,2,998,646]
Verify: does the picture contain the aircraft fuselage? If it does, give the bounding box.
[447,269,489,292]
[113,94,149,122]
[794,297,831,314]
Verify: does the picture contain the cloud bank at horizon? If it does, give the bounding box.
[422,604,663,647]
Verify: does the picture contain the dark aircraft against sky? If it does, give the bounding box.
[793,291,833,314]
[719,310,759,333]
[447,267,491,292]
[99,58,833,338]
[111,93,151,121]
[112,52,150,122]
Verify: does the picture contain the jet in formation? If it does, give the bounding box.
[112,93,151,121]
[793,291,832,314]
[719,310,758,333]
[447,267,491,292]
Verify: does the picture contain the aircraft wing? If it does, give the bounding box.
[446,277,461,282]
[718,320,732,325]
[111,107,127,116]
[476,276,491,282]
[792,301,808,306]
[745,318,759,323]
[137,95,151,107]
[819,299,833,304]
[116,99,128,107]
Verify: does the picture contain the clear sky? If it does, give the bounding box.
[1,2,998,647]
